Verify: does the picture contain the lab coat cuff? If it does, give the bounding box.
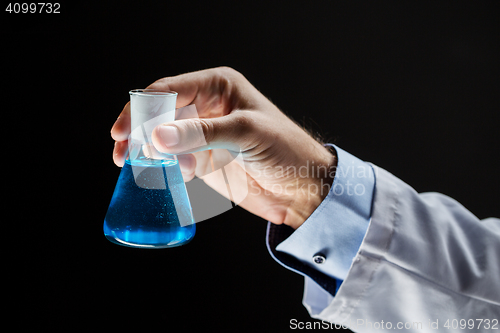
[266,144,375,294]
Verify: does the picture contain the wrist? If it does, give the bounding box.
[284,146,337,229]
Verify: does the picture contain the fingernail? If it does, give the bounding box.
[157,125,180,147]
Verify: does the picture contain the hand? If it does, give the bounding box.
[111,67,336,229]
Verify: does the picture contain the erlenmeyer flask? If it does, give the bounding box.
[104,89,195,248]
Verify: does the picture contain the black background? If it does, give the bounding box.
[4,1,499,331]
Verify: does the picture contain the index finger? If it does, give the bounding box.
[146,67,240,117]
[110,102,131,142]
[110,67,244,142]
[110,72,198,142]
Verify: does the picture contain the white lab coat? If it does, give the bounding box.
[302,165,500,332]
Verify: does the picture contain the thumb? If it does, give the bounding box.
[151,112,254,154]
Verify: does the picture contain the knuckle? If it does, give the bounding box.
[232,112,255,136]
[147,78,171,90]
[198,118,215,143]
[214,66,245,82]
[216,66,237,75]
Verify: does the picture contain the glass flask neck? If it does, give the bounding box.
[128,89,178,164]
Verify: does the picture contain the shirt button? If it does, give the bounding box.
[313,254,326,264]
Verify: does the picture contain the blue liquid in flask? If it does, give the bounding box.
[104,158,195,248]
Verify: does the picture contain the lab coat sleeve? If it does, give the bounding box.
[309,163,500,332]
[267,145,375,296]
